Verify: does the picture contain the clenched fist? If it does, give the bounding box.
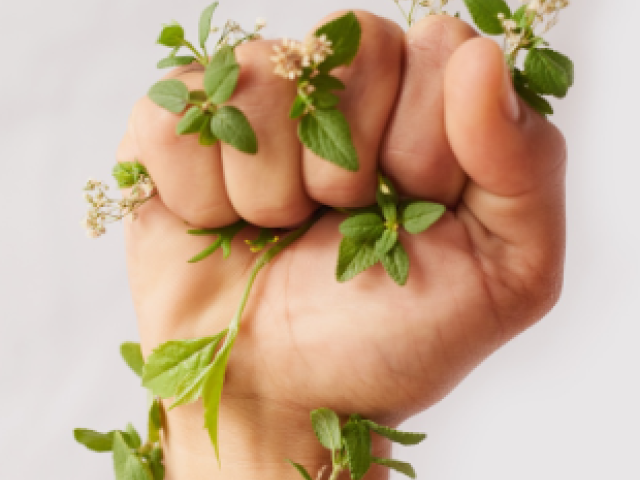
[117,11,566,480]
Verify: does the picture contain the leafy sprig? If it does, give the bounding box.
[74,343,165,480]
[273,12,362,171]
[149,3,259,153]
[288,408,426,480]
[337,175,445,285]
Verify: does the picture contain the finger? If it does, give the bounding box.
[221,40,317,228]
[130,68,239,228]
[302,11,405,207]
[380,15,476,206]
[446,39,567,327]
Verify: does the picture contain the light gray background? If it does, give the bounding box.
[1,0,638,478]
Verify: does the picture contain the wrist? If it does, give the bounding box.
[161,397,391,480]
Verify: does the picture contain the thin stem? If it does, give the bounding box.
[328,464,344,480]
[393,0,411,27]
[183,40,207,66]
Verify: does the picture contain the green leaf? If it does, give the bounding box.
[290,96,307,119]
[299,108,359,172]
[401,201,446,234]
[148,79,189,114]
[73,429,114,452]
[342,419,372,480]
[287,460,314,480]
[377,175,399,224]
[339,213,385,242]
[203,337,236,463]
[157,23,185,47]
[462,0,511,35]
[169,364,215,409]
[113,432,153,480]
[311,91,340,109]
[147,399,162,444]
[380,243,410,286]
[375,229,398,257]
[187,220,247,262]
[336,238,379,283]
[315,12,362,71]
[149,447,165,480]
[199,2,219,49]
[512,4,530,29]
[176,106,208,135]
[198,117,218,145]
[125,423,142,449]
[204,63,240,104]
[362,420,426,445]
[210,106,258,154]
[157,55,196,69]
[189,90,209,104]
[112,161,149,189]
[514,80,554,116]
[310,408,342,452]
[120,342,144,377]
[142,332,226,398]
[524,48,574,98]
[209,46,237,71]
[372,458,416,479]
[310,74,345,91]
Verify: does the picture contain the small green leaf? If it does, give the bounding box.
[524,48,574,98]
[299,108,359,172]
[401,201,446,234]
[372,458,416,479]
[463,0,511,35]
[120,342,144,377]
[125,423,142,449]
[158,23,185,47]
[311,74,346,91]
[148,79,189,114]
[147,399,162,444]
[375,229,398,257]
[311,91,340,109]
[204,63,240,104]
[209,46,237,71]
[198,117,218,145]
[512,4,529,28]
[514,80,554,116]
[339,213,385,241]
[142,332,226,399]
[380,243,409,286]
[287,460,314,480]
[210,106,258,154]
[188,220,247,262]
[336,238,379,283]
[310,408,342,452]
[199,2,219,49]
[189,90,209,104]
[203,337,236,463]
[315,12,362,71]
[362,420,426,446]
[149,447,165,480]
[176,106,208,135]
[342,419,372,480]
[112,161,149,189]
[170,364,215,409]
[113,432,153,480]
[73,429,114,452]
[290,96,307,119]
[157,56,196,69]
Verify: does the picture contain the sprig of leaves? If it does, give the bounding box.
[74,343,165,480]
[149,4,259,153]
[462,0,574,116]
[337,175,446,285]
[289,408,426,480]
[287,12,362,171]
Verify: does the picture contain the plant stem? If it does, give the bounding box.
[328,464,344,480]
[183,40,207,66]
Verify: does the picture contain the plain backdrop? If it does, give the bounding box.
[1,0,638,479]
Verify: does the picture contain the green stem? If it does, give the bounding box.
[328,464,344,480]
[228,208,326,334]
[183,40,207,66]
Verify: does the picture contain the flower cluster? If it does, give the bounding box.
[393,0,450,26]
[81,176,155,238]
[499,0,570,55]
[271,35,333,80]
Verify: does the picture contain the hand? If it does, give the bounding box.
[117,11,566,480]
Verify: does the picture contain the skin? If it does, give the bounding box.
[117,11,566,480]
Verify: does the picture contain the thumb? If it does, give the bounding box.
[445,38,567,329]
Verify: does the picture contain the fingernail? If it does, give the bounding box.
[502,63,520,123]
